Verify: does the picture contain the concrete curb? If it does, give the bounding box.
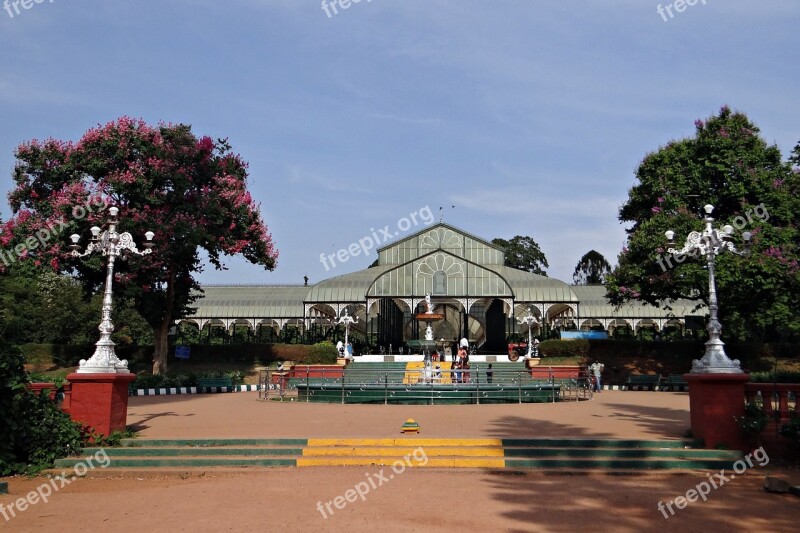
[134,384,261,396]
[599,385,688,392]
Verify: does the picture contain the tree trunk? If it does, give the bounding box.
[152,267,177,375]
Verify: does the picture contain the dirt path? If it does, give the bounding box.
[2,469,798,532]
[126,390,692,440]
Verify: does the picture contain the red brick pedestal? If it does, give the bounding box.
[685,373,750,451]
[66,372,137,437]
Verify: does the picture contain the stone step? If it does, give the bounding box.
[54,438,739,472]
[53,455,736,470]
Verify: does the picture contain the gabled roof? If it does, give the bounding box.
[497,266,579,302]
[304,265,394,302]
[376,221,504,254]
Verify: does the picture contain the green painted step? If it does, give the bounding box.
[502,448,740,460]
[55,457,296,468]
[81,447,303,457]
[500,438,705,449]
[119,438,308,447]
[505,458,736,470]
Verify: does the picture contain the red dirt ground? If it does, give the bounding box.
[2,391,799,532]
[125,390,692,440]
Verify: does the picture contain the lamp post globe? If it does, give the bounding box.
[665,204,751,373]
[70,207,155,374]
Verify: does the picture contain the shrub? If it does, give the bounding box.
[780,415,800,448]
[302,341,338,364]
[1,339,82,475]
[749,371,800,383]
[19,343,94,368]
[538,339,590,359]
[129,369,248,391]
[737,400,769,438]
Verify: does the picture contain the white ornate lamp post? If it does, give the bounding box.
[337,309,358,353]
[665,204,751,374]
[518,308,540,358]
[69,206,154,374]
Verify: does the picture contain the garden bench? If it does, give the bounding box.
[661,374,688,391]
[625,374,661,391]
[197,377,234,392]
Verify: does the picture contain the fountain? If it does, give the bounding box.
[408,292,445,357]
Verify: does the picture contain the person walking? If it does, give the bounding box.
[590,360,604,392]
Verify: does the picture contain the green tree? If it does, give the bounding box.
[492,236,549,275]
[3,118,278,374]
[573,250,611,285]
[1,252,152,347]
[0,265,42,344]
[607,107,800,340]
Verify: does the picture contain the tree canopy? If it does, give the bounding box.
[492,236,548,275]
[606,106,800,341]
[573,250,611,285]
[2,117,278,373]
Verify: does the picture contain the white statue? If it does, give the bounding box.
[425,293,433,314]
[425,325,434,341]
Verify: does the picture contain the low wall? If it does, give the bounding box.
[530,365,585,380]
[744,382,799,459]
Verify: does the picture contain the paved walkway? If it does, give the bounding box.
[126,390,692,440]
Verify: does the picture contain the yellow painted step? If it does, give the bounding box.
[303,446,505,457]
[307,438,503,447]
[403,361,452,384]
[297,457,506,468]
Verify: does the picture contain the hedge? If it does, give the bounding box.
[538,339,590,358]
[19,342,338,369]
[749,371,800,383]
[534,339,799,367]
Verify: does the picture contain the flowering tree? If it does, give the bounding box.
[607,107,800,340]
[2,118,278,373]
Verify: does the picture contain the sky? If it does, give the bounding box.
[1,0,798,286]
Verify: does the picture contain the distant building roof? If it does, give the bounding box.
[570,285,704,320]
[189,285,308,318]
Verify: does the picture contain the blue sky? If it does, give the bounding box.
[1,1,797,285]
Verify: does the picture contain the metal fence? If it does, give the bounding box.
[259,367,593,404]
